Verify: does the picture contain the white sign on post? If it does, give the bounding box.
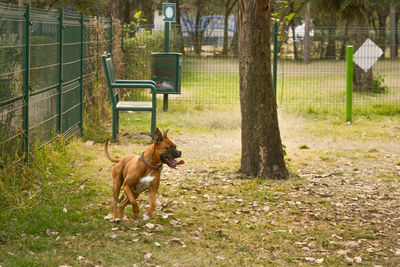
[353,38,383,72]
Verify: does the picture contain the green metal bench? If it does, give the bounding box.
[102,53,156,140]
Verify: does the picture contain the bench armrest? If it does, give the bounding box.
[115,80,156,87]
[111,83,156,94]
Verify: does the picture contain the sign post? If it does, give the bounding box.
[162,3,176,111]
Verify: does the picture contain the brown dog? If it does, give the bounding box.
[104,128,184,222]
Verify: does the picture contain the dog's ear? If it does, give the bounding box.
[154,128,163,143]
[162,129,169,138]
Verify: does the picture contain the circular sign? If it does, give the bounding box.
[165,7,174,19]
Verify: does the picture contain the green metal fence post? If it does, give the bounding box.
[163,21,170,111]
[80,13,84,136]
[95,15,100,90]
[346,45,353,122]
[23,3,31,162]
[58,8,64,134]
[273,22,278,97]
[110,17,113,56]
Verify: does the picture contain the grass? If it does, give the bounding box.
[1,108,400,266]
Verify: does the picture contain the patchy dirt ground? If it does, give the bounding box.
[95,111,400,265]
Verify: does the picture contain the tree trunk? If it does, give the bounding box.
[340,24,348,60]
[289,3,298,60]
[238,0,288,179]
[349,6,374,91]
[174,0,185,54]
[376,5,390,57]
[222,8,230,55]
[123,1,131,24]
[303,1,311,64]
[222,0,237,55]
[390,2,398,58]
[193,7,203,55]
[325,17,337,59]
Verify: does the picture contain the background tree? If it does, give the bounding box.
[311,0,374,90]
[238,0,288,179]
[222,0,238,55]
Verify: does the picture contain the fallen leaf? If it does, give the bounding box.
[144,253,152,260]
[154,242,161,247]
[305,257,315,262]
[345,257,353,263]
[104,214,113,220]
[76,256,85,261]
[170,238,181,244]
[354,256,362,263]
[315,258,324,264]
[145,223,155,229]
[85,140,94,146]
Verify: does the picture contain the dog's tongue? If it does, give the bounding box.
[176,160,185,165]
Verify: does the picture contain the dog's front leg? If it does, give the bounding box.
[123,183,140,220]
[144,181,159,221]
[118,193,139,220]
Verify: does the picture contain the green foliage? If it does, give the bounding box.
[123,11,148,36]
[371,74,389,94]
[0,138,67,209]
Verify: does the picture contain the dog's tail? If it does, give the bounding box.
[104,139,120,163]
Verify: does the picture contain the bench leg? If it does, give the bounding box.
[151,108,156,140]
[112,110,118,140]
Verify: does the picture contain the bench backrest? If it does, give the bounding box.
[102,53,119,106]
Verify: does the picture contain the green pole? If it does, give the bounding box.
[23,3,31,162]
[110,17,113,56]
[80,13,84,136]
[58,8,64,134]
[346,45,353,122]
[163,21,170,111]
[273,22,278,97]
[164,21,170,53]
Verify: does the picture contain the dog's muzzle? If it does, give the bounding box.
[160,150,184,168]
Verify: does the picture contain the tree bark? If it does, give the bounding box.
[238,0,288,179]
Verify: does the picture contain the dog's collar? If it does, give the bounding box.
[139,153,163,171]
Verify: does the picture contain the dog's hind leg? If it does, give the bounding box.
[112,170,123,223]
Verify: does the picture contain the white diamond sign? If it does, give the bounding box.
[353,38,383,72]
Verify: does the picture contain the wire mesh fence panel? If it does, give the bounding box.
[62,13,82,137]
[28,8,59,150]
[0,4,27,166]
[277,27,400,114]
[0,4,112,165]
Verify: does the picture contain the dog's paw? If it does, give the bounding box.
[113,218,121,223]
[143,214,150,221]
